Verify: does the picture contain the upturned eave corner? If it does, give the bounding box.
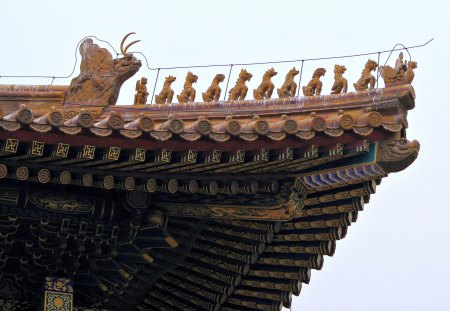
[0,33,426,310]
[377,137,420,173]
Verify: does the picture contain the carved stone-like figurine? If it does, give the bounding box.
[65,33,142,106]
[202,74,225,102]
[302,68,326,96]
[155,76,176,104]
[228,69,253,101]
[395,52,407,71]
[134,77,149,105]
[378,64,404,86]
[330,65,348,94]
[177,72,198,103]
[353,59,378,91]
[253,68,278,100]
[277,67,299,98]
[405,61,417,84]
[379,56,417,87]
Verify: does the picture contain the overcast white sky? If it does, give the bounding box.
[0,0,449,310]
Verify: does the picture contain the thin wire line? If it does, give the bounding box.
[223,65,234,101]
[0,35,119,80]
[151,69,160,104]
[296,61,305,97]
[138,38,433,71]
[0,37,433,81]
[376,43,413,81]
[376,52,381,88]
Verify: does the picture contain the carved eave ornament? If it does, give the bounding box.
[377,138,420,173]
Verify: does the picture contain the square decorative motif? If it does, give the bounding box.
[56,143,70,158]
[44,292,72,311]
[161,149,171,162]
[82,145,95,159]
[107,146,121,161]
[186,150,197,163]
[32,141,45,156]
[135,148,146,162]
[45,277,73,292]
[212,150,221,163]
[5,139,19,153]
[236,150,245,162]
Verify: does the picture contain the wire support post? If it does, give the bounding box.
[151,68,161,104]
[223,64,234,101]
[376,52,381,89]
[296,60,305,97]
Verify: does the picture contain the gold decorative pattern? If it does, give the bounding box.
[45,278,73,292]
[187,150,197,163]
[29,191,93,214]
[135,148,146,162]
[44,277,73,311]
[15,167,29,180]
[124,176,136,191]
[212,150,222,162]
[81,173,93,187]
[31,141,44,156]
[161,149,172,162]
[107,147,121,161]
[160,202,298,221]
[144,178,157,193]
[102,175,115,190]
[38,169,51,183]
[0,164,7,179]
[44,292,72,311]
[56,143,70,158]
[5,139,19,153]
[59,171,71,185]
[82,145,95,159]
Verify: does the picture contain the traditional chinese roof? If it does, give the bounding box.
[0,83,412,143]
[0,37,420,311]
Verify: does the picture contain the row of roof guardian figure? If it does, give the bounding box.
[134,53,417,105]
